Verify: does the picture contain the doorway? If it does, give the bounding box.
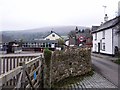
[98,43,100,53]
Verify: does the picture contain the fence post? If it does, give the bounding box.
[14,61,25,89]
[41,56,44,88]
[0,81,2,90]
[0,58,1,75]
[20,61,26,89]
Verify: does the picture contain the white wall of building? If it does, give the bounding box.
[92,31,102,52]
[118,1,120,16]
[113,29,119,53]
[100,29,113,54]
[44,32,61,40]
[118,33,120,49]
[65,40,69,46]
[92,33,97,52]
[92,29,116,55]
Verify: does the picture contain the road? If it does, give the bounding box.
[0,52,43,57]
[91,56,119,87]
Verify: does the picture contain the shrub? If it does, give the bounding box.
[43,48,52,67]
[115,58,120,65]
[43,48,52,88]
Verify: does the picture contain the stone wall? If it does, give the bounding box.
[51,47,92,84]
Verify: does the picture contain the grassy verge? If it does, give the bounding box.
[51,70,94,88]
[114,58,120,65]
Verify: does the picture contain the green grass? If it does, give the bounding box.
[114,58,120,64]
[51,70,94,88]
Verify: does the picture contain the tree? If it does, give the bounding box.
[68,31,76,38]
[57,38,64,46]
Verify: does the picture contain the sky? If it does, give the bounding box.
[0,0,120,31]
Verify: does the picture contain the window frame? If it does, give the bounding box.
[102,30,105,39]
[102,43,105,51]
[95,33,97,40]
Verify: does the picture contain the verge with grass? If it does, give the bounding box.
[114,58,120,64]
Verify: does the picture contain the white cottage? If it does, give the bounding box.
[92,16,120,56]
[44,31,62,40]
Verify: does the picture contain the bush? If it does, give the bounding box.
[43,48,52,67]
[43,48,52,88]
[115,58,120,65]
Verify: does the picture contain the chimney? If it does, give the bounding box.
[75,26,78,33]
[101,22,103,25]
[51,31,53,33]
[118,1,120,16]
[104,14,108,22]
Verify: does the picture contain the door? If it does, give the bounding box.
[98,43,100,53]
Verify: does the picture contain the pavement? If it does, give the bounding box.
[65,72,117,89]
[91,52,118,61]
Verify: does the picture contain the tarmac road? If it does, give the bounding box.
[91,56,119,87]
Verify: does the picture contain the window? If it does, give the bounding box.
[41,43,43,47]
[43,43,45,47]
[46,43,48,47]
[49,44,51,47]
[102,31,105,39]
[46,39,50,40]
[102,43,105,51]
[52,34,55,37]
[95,33,97,40]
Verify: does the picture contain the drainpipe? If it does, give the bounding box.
[112,29,114,56]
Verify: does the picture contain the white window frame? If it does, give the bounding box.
[95,33,97,40]
[102,43,105,51]
[102,30,105,39]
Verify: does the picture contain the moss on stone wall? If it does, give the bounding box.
[51,47,92,86]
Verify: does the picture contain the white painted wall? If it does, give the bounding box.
[92,33,97,52]
[44,32,61,40]
[65,40,69,46]
[118,33,120,49]
[92,29,115,55]
[113,29,119,53]
[92,32,102,52]
[100,29,113,54]
[118,1,120,16]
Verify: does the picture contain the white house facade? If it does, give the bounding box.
[44,31,62,40]
[92,16,120,55]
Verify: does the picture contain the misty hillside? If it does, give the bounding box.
[1,26,90,42]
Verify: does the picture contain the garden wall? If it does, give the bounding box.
[51,47,92,84]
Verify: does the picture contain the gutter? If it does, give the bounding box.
[92,22,118,34]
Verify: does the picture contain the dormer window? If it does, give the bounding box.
[52,34,55,37]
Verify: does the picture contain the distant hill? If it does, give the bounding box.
[1,26,90,42]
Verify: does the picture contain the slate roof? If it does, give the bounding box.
[91,26,99,31]
[23,40,58,43]
[92,16,120,33]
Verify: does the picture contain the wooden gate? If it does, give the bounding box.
[0,55,44,89]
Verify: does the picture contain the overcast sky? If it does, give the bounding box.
[0,0,120,31]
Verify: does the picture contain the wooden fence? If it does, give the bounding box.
[0,56,37,75]
[0,55,44,89]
